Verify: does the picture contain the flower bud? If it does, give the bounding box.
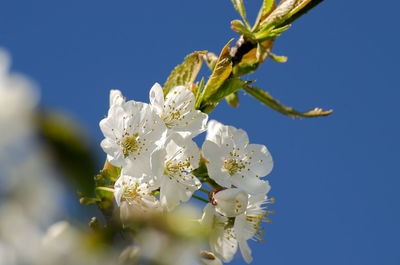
[214,188,248,217]
[199,250,223,265]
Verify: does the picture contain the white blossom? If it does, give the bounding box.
[201,203,238,263]
[151,134,201,211]
[114,174,160,221]
[100,99,167,178]
[149,83,208,138]
[213,188,248,217]
[234,184,273,264]
[202,120,273,194]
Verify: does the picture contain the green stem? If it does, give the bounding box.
[96,187,114,193]
[192,194,209,203]
[199,188,211,194]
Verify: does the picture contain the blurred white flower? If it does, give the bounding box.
[39,221,115,265]
[135,228,200,265]
[151,134,201,211]
[100,99,167,178]
[0,48,38,156]
[149,83,208,138]
[202,120,273,194]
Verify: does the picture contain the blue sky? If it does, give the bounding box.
[1,0,399,264]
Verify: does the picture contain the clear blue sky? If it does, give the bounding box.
[1,1,399,264]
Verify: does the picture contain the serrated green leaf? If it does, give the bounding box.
[164,51,206,95]
[195,77,204,106]
[200,78,251,113]
[199,40,233,104]
[231,0,250,28]
[208,78,252,104]
[244,86,333,118]
[259,0,298,28]
[255,24,291,41]
[231,20,254,40]
[204,52,218,71]
[225,91,239,107]
[254,0,276,30]
[277,0,324,27]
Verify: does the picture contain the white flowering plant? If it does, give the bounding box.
[0,1,331,265]
[75,1,332,264]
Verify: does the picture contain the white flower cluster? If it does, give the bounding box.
[100,83,275,264]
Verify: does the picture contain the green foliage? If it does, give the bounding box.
[198,40,233,107]
[200,78,252,113]
[254,0,276,30]
[243,86,333,118]
[232,40,274,77]
[231,0,250,28]
[36,111,97,196]
[164,51,206,95]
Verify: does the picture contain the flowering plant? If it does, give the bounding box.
[0,1,331,264]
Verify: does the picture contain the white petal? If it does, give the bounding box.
[150,147,167,178]
[246,144,273,177]
[210,224,238,263]
[149,82,164,115]
[109,89,125,107]
[202,140,232,187]
[238,238,253,264]
[231,174,270,195]
[205,120,225,144]
[159,176,189,210]
[227,126,249,148]
[214,188,248,217]
[201,203,216,227]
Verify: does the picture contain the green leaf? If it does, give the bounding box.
[259,0,298,28]
[199,40,233,105]
[243,86,333,118]
[279,0,324,27]
[231,20,254,40]
[195,77,204,107]
[225,91,240,108]
[254,0,276,30]
[269,52,288,63]
[255,24,291,41]
[204,52,218,71]
[164,51,206,95]
[101,161,120,182]
[200,78,252,113]
[231,0,250,28]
